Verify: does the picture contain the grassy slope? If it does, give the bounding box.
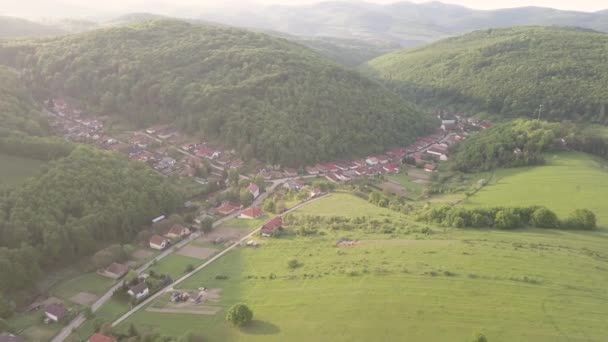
[0,153,46,185]
[119,194,608,341]
[464,152,608,226]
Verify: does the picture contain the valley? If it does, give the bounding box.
[1,2,608,342]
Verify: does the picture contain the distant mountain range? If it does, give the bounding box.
[198,1,608,47]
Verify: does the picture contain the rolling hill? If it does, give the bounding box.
[366,26,608,123]
[0,20,433,166]
[0,16,66,38]
[199,1,608,48]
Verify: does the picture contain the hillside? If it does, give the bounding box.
[0,66,47,136]
[0,146,181,295]
[0,20,432,166]
[0,16,65,38]
[199,1,608,47]
[366,27,608,123]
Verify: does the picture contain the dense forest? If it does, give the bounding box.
[366,27,608,123]
[0,147,181,297]
[0,66,48,136]
[0,20,433,166]
[450,120,565,172]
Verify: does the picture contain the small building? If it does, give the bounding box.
[283,179,305,191]
[100,262,129,279]
[215,201,241,216]
[240,207,263,220]
[365,157,379,166]
[149,235,170,250]
[424,163,437,172]
[128,282,149,300]
[165,224,191,239]
[284,168,298,177]
[247,183,260,199]
[44,303,67,322]
[0,334,25,342]
[305,166,319,175]
[152,215,166,223]
[261,216,283,237]
[89,334,117,342]
[382,163,400,173]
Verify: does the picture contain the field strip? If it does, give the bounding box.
[112,193,331,327]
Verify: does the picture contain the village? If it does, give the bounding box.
[47,98,491,188]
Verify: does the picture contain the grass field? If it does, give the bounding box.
[117,193,608,341]
[464,152,608,226]
[148,254,203,279]
[50,272,114,301]
[0,153,46,185]
[386,171,425,198]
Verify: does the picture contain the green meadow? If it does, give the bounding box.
[464,152,608,226]
[118,193,608,342]
[0,153,46,185]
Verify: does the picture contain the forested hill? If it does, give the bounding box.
[0,66,48,136]
[0,20,433,166]
[0,16,66,38]
[0,146,181,295]
[366,27,608,124]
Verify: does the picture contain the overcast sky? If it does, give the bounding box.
[1,0,605,19]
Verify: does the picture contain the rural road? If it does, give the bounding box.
[51,177,306,342]
[111,193,330,327]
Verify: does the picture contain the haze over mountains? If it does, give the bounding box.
[1,1,607,49]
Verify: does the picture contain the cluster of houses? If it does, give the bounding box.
[300,114,492,182]
[148,223,192,250]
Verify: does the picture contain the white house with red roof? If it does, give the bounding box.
[247,183,260,199]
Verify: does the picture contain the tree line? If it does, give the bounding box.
[416,205,597,230]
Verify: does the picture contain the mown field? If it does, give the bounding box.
[0,153,46,185]
[464,152,608,226]
[118,193,608,342]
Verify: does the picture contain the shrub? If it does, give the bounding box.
[494,209,520,229]
[563,209,596,230]
[215,274,229,280]
[226,303,253,327]
[471,331,488,342]
[185,264,194,273]
[530,207,559,228]
[287,259,301,270]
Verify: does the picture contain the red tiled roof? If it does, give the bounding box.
[216,202,240,215]
[262,216,282,234]
[241,207,263,218]
[247,183,259,193]
[45,303,66,319]
[105,263,128,276]
[167,224,187,236]
[149,235,167,246]
[89,334,117,342]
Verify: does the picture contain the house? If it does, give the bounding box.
[441,122,457,131]
[44,303,67,322]
[89,334,117,342]
[100,262,129,279]
[128,282,149,300]
[215,201,241,216]
[314,164,329,173]
[284,168,298,177]
[377,155,390,164]
[283,179,305,191]
[149,235,170,250]
[247,183,260,199]
[365,157,379,165]
[145,124,168,135]
[165,224,191,239]
[424,163,437,172]
[382,163,400,173]
[305,166,319,175]
[325,173,340,183]
[239,207,263,219]
[261,217,283,237]
[0,334,25,342]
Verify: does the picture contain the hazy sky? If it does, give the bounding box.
[1,0,605,19]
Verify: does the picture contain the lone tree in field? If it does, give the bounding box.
[471,331,488,342]
[226,303,253,327]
